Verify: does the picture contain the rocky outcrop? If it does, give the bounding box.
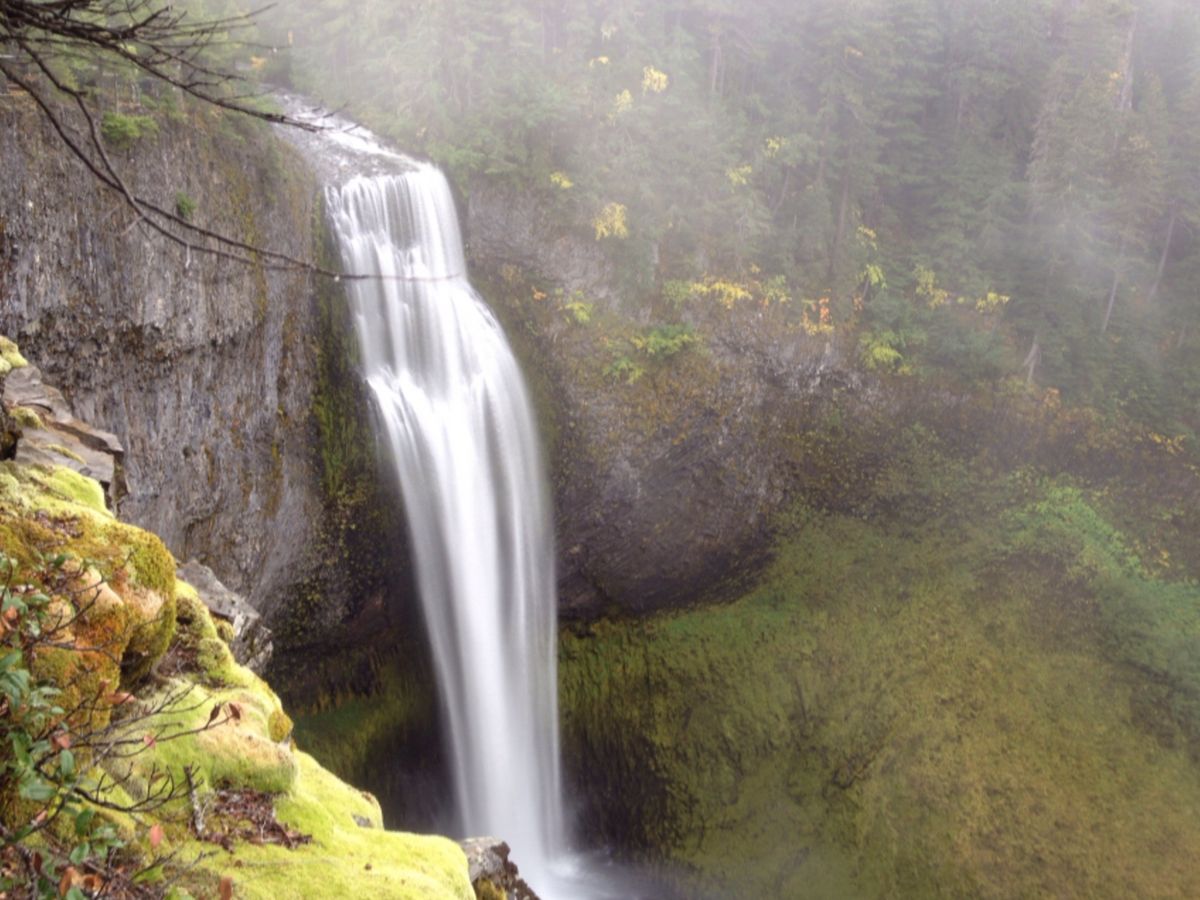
[177,558,274,674]
[3,361,125,498]
[459,838,540,900]
[0,99,323,624]
[0,343,473,899]
[466,179,617,308]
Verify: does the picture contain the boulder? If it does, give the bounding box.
[459,837,540,900]
[178,558,274,674]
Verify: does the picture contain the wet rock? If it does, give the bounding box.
[3,362,125,501]
[177,559,273,674]
[0,101,324,625]
[459,838,540,900]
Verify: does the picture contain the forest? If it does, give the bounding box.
[265,0,1200,432]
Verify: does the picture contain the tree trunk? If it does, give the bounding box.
[1146,210,1178,305]
[1115,10,1138,114]
[1101,235,1127,334]
[828,168,852,292]
[1023,335,1041,386]
[772,168,792,214]
[709,32,724,98]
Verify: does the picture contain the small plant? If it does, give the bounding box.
[632,323,696,358]
[553,289,593,325]
[605,323,697,383]
[0,553,229,898]
[174,193,197,222]
[100,112,159,151]
[605,353,645,384]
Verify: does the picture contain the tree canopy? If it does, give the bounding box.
[264,0,1200,432]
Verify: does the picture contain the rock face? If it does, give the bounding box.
[465,179,616,308]
[466,220,859,617]
[464,186,864,617]
[0,100,323,623]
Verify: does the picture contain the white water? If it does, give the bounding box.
[325,164,575,891]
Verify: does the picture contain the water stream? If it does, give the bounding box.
[325,162,575,892]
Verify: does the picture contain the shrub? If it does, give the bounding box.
[100,113,159,151]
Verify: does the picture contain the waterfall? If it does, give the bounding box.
[325,165,567,886]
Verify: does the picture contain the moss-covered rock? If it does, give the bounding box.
[0,454,472,900]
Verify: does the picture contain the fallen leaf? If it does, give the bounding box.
[219,874,234,900]
[143,733,157,749]
[105,691,135,706]
[227,702,243,722]
[59,866,83,895]
[52,732,72,751]
[149,823,164,849]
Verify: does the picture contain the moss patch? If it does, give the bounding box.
[561,490,1200,898]
[9,405,44,430]
[182,752,472,900]
[0,334,27,376]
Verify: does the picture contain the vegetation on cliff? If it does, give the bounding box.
[560,446,1200,897]
[0,342,472,900]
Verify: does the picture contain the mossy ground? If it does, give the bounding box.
[560,477,1200,898]
[180,752,471,900]
[0,455,472,899]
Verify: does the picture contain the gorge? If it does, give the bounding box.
[5,2,1200,898]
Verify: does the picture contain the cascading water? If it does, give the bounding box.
[325,165,571,887]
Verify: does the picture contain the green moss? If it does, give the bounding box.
[109,523,176,595]
[215,618,236,644]
[267,708,294,743]
[115,674,297,797]
[44,443,86,464]
[195,636,254,688]
[475,879,507,900]
[560,494,1200,898]
[8,405,43,430]
[291,661,424,787]
[40,465,112,517]
[181,752,472,900]
[0,335,27,376]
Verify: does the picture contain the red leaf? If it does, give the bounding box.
[143,733,157,749]
[227,702,243,722]
[149,823,164,849]
[52,732,72,751]
[105,691,135,706]
[219,874,234,900]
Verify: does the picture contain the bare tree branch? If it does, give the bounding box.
[0,0,371,278]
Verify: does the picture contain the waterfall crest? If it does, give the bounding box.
[326,165,566,883]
